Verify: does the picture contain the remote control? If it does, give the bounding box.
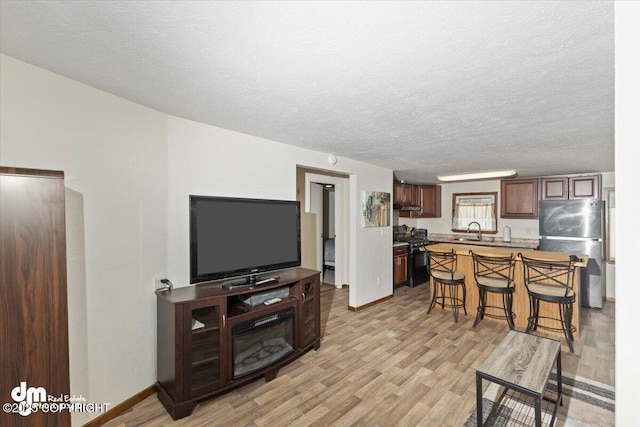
[256,276,279,285]
[263,297,281,305]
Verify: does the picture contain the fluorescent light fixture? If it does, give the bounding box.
[437,170,517,182]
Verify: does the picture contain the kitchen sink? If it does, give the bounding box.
[453,236,495,243]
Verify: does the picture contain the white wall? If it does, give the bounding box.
[600,172,615,298]
[615,2,640,424]
[1,55,394,424]
[166,116,394,308]
[0,55,168,425]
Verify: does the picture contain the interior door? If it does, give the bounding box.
[309,183,324,276]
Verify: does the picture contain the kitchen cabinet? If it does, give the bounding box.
[393,245,409,288]
[500,178,539,219]
[394,181,441,218]
[393,181,415,204]
[541,177,569,199]
[569,175,600,199]
[541,175,600,200]
[394,181,420,218]
[416,184,442,218]
[502,174,599,217]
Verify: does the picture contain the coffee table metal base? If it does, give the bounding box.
[475,331,563,427]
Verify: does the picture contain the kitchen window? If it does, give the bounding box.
[452,192,498,233]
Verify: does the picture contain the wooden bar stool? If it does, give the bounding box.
[426,249,466,322]
[470,251,516,329]
[519,253,579,353]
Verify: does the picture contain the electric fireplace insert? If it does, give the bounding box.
[231,307,295,379]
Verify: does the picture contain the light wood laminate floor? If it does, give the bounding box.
[104,284,615,426]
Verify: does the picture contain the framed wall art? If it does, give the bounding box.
[362,191,391,227]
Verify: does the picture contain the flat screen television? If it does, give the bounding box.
[190,195,301,284]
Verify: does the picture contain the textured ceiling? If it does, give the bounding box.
[0,1,614,183]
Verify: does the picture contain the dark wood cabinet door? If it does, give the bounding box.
[416,185,442,218]
[500,178,539,218]
[300,275,321,348]
[400,184,412,203]
[157,297,225,405]
[393,254,408,287]
[569,175,600,199]
[399,255,408,283]
[0,167,70,427]
[541,177,569,199]
[393,181,403,203]
[542,175,600,199]
[396,183,422,218]
[393,246,409,287]
[394,182,414,204]
[185,299,225,399]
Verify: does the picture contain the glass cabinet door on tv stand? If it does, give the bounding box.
[187,299,225,399]
[156,296,227,420]
[299,274,321,349]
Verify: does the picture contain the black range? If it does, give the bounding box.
[394,227,430,287]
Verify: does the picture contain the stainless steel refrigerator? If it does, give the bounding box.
[539,199,605,308]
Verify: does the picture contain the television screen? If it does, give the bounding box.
[190,196,301,284]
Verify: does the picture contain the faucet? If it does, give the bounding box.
[467,221,482,241]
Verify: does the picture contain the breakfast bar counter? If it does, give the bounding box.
[424,243,588,339]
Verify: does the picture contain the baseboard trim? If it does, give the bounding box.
[606,296,615,302]
[348,294,393,312]
[83,385,156,427]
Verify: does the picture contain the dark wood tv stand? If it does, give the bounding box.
[156,268,321,420]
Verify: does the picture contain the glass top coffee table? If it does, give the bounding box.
[476,330,562,427]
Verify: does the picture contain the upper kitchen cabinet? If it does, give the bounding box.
[569,175,600,199]
[541,177,569,199]
[500,178,539,219]
[541,174,600,200]
[394,181,419,218]
[416,184,442,218]
[393,181,416,204]
[394,181,442,218]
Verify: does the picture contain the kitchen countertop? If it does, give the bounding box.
[427,233,539,249]
[424,242,588,338]
[393,242,409,247]
[425,242,588,267]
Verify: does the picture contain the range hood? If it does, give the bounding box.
[393,203,421,211]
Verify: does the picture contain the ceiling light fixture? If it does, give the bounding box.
[437,170,517,182]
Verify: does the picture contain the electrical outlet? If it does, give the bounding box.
[377,277,381,286]
[153,275,165,290]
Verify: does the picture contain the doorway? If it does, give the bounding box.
[310,182,336,285]
[322,185,336,285]
[297,168,349,288]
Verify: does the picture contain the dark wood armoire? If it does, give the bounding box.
[0,166,71,427]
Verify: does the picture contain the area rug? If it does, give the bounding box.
[463,373,614,426]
